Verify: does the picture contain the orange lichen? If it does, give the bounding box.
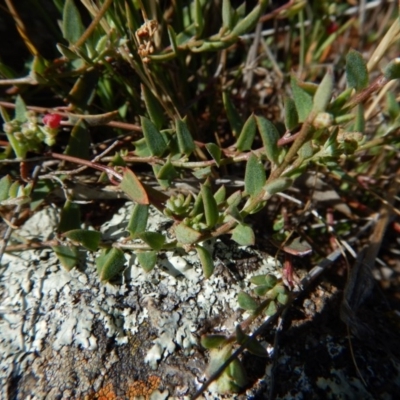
[93,382,118,400]
[127,375,161,399]
[85,376,161,400]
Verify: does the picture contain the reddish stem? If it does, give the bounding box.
[47,152,122,181]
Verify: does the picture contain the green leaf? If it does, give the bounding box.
[7,181,20,199]
[192,166,211,179]
[196,244,214,279]
[194,0,204,37]
[312,69,334,114]
[133,137,152,157]
[223,91,243,137]
[226,190,242,207]
[127,204,148,238]
[142,85,166,130]
[95,35,108,54]
[263,177,293,199]
[237,291,258,311]
[250,274,278,288]
[189,192,204,218]
[175,223,202,244]
[330,87,353,111]
[0,175,12,202]
[291,75,313,122]
[235,325,268,357]
[277,292,289,305]
[62,0,85,44]
[229,359,248,390]
[387,92,400,121]
[96,248,126,282]
[245,154,265,197]
[201,334,228,349]
[139,232,165,251]
[205,143,221,166]
[231,1,263,37]
[110,152,126,168]
[140,116,167,157]
[31,56,47,81]
[64,229,101,251]
[254,285,270,296]
[284,97,299,131]
[65,120,91,160]
[156,160,178,181]
[176,118,196,156]
[52,245,79,271]
[298,140,313,160]
[267,284,286,300]
[244,337,269,357]
[287,241,312,259]
[119,168,149,204]
[58,200,81,233]
[167,25,179,54]
[152,164,170,189]
[225,204,242,223]
[201,182,219,228]
[56,43,80,59]
[214,185,226,205]
[207,344,233,377]
[354,104,365,133]
[346,50,368,91]
[297,81,318,95]
[222,0,234,29]
[0,105,11,123]
[235,324,248,343]
[256,116,280,164]
[231,223,255,246]
[384,58,400,81]
[15,96,27,122]
[236,114,256,151]
[265,300,277,316]
[136,250,157,272]
[5,130,28,159]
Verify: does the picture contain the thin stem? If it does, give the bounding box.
[74,0,113,48]
[48,152,123,181]
[345,74,388,110]
[268,116,315,181]
[0,101,142,132]
[2,239,59,253]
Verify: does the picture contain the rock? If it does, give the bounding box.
[0,204,278,399]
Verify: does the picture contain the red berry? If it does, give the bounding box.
[43,113,62,129]
[326,22,339,35]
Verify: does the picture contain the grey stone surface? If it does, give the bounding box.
[2,204,399,399]
[0,204,279,399]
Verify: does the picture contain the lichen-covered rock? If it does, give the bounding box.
[0,204,279,399]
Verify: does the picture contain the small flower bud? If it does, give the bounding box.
[21,127,34,139]
[3,122,14,134]
[313,112,333,129]
[26,110,37,123]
